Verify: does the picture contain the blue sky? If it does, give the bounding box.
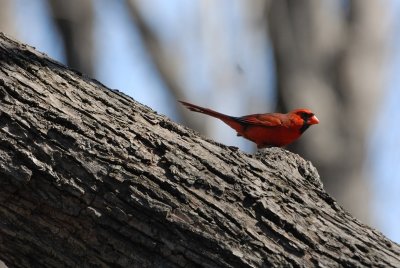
[10,0,400,243]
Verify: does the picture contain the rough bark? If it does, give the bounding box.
[0,33,399,268]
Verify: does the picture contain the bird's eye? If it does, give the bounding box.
[299,112,313,120]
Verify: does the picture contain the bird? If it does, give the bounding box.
[179,101,319,148]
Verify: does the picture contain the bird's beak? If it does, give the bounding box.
[308,115,319,125]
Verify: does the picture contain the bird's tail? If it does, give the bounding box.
[179,101,245,135]
[179,101,233,121]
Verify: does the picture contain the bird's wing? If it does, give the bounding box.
[236,113,283,127]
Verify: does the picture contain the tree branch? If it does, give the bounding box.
[0,33,399,267]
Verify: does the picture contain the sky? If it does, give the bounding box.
[8,0,400,244]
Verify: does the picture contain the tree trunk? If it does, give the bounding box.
[0,32,399,267]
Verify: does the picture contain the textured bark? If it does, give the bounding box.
[0,33,399,268]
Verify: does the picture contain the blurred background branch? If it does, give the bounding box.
[268,0,388,223]
[125,0,197,129]
[48,0,95,76]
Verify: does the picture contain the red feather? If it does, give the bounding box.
[180,101,319,148]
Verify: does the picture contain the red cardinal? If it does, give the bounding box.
[180,101,319,148]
